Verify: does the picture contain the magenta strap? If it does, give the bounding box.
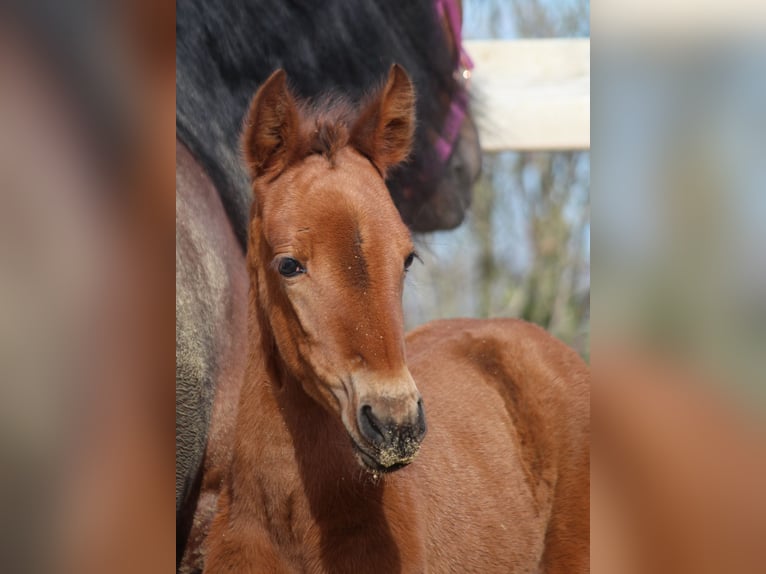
[434,0,474,163]
[435,0,474,71]
[435,97,468,160]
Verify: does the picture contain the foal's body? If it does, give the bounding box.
[211,319,587,572]
[204,67,589,573]
[405,319,588,572]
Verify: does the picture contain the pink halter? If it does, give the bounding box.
[434,0,474,164]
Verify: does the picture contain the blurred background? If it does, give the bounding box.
[404,0,591,360]
[590,5,766,574]
[1,2,174,572]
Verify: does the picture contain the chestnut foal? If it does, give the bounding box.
[203,66,589,573]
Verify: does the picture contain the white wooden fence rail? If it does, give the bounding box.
[464,39,590,151]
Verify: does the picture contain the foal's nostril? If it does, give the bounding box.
[359,400,427,449]
[415,398,427,440]
[359,404,386,446]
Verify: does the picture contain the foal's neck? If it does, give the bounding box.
[245,282,367,488]
[235,249,420,572]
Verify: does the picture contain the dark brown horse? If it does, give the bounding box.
[203,66,589,573]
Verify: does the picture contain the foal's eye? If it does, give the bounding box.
[278,258,305,277]
[404,252,417,272]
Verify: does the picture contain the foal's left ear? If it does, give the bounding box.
[350,64,416,178]
[242,69,300,180]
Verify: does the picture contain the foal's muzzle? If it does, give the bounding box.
[355,396,427,471]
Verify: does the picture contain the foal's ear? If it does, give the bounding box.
[350,64,416,178]
[242,69,300,180]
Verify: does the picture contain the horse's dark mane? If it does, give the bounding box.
[177,0,459,248]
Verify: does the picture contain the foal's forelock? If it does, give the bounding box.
[290,99,356,170]
[306,110,351,166]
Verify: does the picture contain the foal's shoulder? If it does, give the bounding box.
[406,317,532,346]
[407,317,578,357]
[406,318,589,392]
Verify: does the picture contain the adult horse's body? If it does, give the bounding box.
[203,67,589,573]
[175,0,481,559]
[176,0,480,245]
[176,140,248,567]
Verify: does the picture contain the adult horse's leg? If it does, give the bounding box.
[176,140,248,567]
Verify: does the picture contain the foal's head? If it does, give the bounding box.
[242,66,426,473]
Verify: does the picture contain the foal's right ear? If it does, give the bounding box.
[350,64,416,178]
[242,69,300,180]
